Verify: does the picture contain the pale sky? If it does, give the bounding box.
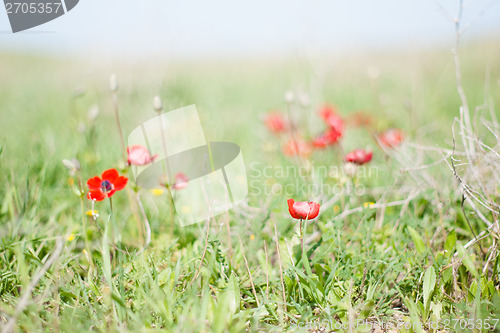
[0,0,499,60]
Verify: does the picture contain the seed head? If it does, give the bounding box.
[110,74,119,92]
[153,96,163,113]
[62,158,81,175]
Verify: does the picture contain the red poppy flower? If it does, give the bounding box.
[379,129,403,148]
[319,105,344,132]
[173,172,189,190]
[312,106,343,149]
[312,135,329,148]
[127,145,158,166]
[283,138,311,157]
[325,114,343,134]
[87,168,128,201]
[265,113,286,133]
[319,105,338,121]
[287,199,320,220]
[312,127,342,148]
[344,149,373,165]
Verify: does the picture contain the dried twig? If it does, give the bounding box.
[482,241,498,275]
[332,191,420,221]
[461,194,485,256]
[238,235,260,307]
[452,0,476,155]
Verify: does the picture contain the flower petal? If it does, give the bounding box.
[265,113,286,133]
[380,129,403,148]
[113,176,128,191]
[173,173,189,190]
[292,201,311,219]
[307,202,320,219]
[345,149,372,165]
[127,145,156,165]
[102,168,119,182]
[87,176,102,190]
[87,189,105,201]
[287,199,300,219]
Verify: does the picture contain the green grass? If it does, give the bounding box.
[1,40,500,332]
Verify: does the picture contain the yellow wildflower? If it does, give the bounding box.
[85,210,99,217]
[363,202,375,208]
[151,189,164,196]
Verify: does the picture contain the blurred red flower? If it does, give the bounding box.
[312,135,329,149]
[312,128,342,148]
[313,105,343,149]
[87,168,128,201]
[265,113,286,133]
[319,105,344,136]
[379,129,403,148]
[344,149,373,165]
[127,145,158,166]
[347,111,373,127]
[283,139,311,157]
[173,172,189,190]
[319,105,338,121]
[287,199,320,220]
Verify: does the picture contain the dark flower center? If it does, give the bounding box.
[101,180,113,192]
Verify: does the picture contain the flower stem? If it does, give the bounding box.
[136,193,151,254]
[300,218,312,275]
[300,219,304,255]
[112,92,127,161]
[80,197,93,269]
[108,196,116,243]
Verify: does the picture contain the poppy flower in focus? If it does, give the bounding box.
[379,129,403,148]
[344,149,373,165]
[87,168,128,201]
[173,172,189,190]
[127,145,158,166]
[287,199,320,220]
[265,113,286,133]
[283,139,311,157]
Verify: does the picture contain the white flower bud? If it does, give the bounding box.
[62,158,81,175]
[153,96,163,113]
[110,74,119,92]
[284,90,295,104]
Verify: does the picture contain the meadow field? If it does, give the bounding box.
[0,39,500,332]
